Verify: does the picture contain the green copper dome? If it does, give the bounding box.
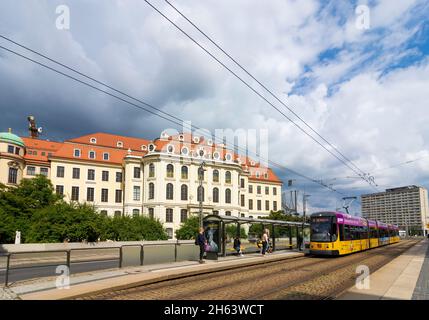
[0,131,25,147]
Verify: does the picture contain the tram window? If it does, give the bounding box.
[331,223,337,241]
[339,224,344,241]
[344,225,351,241]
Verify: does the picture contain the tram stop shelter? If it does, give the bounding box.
[202,214,310,258]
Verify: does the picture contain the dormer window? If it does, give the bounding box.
[141,145,147,151]
[193,136,200,144]
[225,153,232,161]
[117,141,123,148]
[179,135,184,141]
[167,145,174,153]
[207,139,213,146]
[213,151,220,160]
[181,147,189,156]
[256,172,260,178]
[74,149,81,158]
[90,137,97,144]
[148,144,155,152]
[88,151,96,159]
[198,148,205,157]
[103,152,110,161]
[264,173,268,179]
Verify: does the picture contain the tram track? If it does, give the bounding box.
[79,240,419,300]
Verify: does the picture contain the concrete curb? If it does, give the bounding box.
[20,252,304,300]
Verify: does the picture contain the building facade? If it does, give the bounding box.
[0,129,282,239]
[361,186,429,236]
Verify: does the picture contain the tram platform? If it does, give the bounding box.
[339,239,429,300]
[8,250,303,300]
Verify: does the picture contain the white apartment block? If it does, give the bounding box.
[361,186,429,236]
[0,129,282,239]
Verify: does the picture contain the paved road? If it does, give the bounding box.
[0,259,119,285]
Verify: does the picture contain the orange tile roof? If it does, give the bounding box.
[21,137,63,163]
[67,132,151,152]
[52,143,145,165]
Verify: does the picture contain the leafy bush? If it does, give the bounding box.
[175,216,200,240]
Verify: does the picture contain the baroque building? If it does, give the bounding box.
[0,128,282,239]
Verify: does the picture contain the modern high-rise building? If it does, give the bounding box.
[0,126,282,239]
[361,186,429,236]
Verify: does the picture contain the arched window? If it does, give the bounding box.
[181,166,188,179]
[225,188,231,204]
[181,184,188,200]
[225,171,231,184]
[148,183,155,199]
[149,163,155,178]
[213,187,219,203]
[166,183,174,200]
[213,169,219,183]
[167,164,174,178]
[197,186,204,202]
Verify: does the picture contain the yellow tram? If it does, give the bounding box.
[310,211,400,256]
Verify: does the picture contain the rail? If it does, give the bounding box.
[1,241,196,287]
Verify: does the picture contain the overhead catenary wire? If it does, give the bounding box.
[0,42,344,195]
[0,40,354,200]
[144,0,378,192]
[163,0,371,184]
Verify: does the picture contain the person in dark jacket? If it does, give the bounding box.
[233,236,243,256]
[197,227,207,263]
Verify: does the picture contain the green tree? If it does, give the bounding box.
[225,225,247,239]
[175,216,200,240]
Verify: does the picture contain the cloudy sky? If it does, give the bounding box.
[1,0,428,214]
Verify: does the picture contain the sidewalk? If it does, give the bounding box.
[338,239,428,300]
[6,250,303,300]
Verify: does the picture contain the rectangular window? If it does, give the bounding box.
[8,168,17,184]
[101,189,108,202]
[74,149,81,157]
[7,145,14,154]
[103,152,109,161]
[72,168,80,179]
[249,199,253,210]
[27,166,36,176]
[265,200,270,211]
[257,200,262,211]
[241,194,245,207]
[71,187,79,201]
[273,187,277,196]
[248,185,253,193]
[181,209,188,223]
[89,151,96,159]
[257,186,261,194]
[102,171,109,181]
[15,147,20,155]
[265,187,269,195]
[115,190,122,203]
[133,186,141,201]
[116,172,122,183]
[57,166,65,178]
[240,179,245,188]
[56,185,64,196]
[166,228,173,239]
[114,211,122,217]
[87,169,95,181]
[148,208,154,219]
[40,167,48,176]
[134,167,141,179]
[166,208,173,223]
[273,201,277,211]
[87,187,95,202]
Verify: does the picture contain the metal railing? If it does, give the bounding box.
[1,241,196,287]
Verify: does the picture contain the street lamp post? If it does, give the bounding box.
[198,161,206,228]
[302,194,311,251]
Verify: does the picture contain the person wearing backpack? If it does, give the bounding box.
[196,227,207,264]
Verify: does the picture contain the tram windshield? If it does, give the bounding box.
[311,216,337,242]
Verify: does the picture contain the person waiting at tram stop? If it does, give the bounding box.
[233,236,243,257]
[196,227,207,264]
[261,229,269,256]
